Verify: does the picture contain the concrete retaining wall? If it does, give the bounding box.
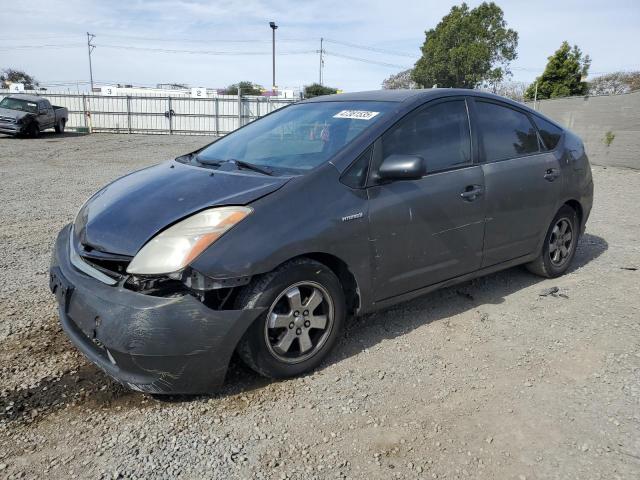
[527,91,640,169]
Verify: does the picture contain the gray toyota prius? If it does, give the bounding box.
[50,89,593,394]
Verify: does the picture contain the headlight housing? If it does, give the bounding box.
[126,206,252,275]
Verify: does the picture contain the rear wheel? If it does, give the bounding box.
[526,205,579,278]
[235,259,345,379]
[55,119,65,134]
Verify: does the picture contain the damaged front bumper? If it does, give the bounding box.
[49,224,264,394]
[0,123,21,135]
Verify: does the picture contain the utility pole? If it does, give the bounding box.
[269,22,278,92]
[86,32,96,92]
[533,80,539,110]
[318,37,324,85]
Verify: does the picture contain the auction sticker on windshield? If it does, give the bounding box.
[333,110,380,120]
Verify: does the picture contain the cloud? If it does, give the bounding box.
[1,0,638,91]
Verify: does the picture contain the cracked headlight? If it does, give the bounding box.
[126,206,252,275]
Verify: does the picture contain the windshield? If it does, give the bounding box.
[0,97,38,113]
[191,101,394,173]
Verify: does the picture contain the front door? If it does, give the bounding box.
[367,98,486,302]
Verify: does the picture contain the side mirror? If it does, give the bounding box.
[378,154,426,180]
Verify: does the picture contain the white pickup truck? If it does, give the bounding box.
[0,94,69,137]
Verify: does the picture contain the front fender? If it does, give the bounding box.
[190,164,374,311]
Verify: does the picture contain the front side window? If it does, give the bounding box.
[191,101,394,174]
[476,101,539,161]
[340,146,372,188]
[381,100,472,173]
[532,116,563,150]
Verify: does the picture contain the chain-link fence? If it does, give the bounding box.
[0,90,296,136]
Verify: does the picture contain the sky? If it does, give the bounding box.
[1,0,639,92]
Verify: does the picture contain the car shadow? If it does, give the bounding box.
[0,234,608,422]
[203,232,609,401]
[0,131,88,140]
[334,232,608,363]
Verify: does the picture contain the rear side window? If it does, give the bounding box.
[533,116,563,150]
[382,100,471,173]
[476,101,539,161]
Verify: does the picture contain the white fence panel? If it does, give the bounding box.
[0,90,295,136]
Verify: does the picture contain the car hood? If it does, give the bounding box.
[73,160,290,256]
[0,107,31,121]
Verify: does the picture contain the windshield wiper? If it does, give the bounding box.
[195,157,222,166]
[232,159,273,176]
[197,158,273,176]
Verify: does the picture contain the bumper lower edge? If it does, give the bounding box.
[50,224,264,394]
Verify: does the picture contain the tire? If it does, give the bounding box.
[55,119,65,134]
[526,205,579,278]
[235,258,346,379]
[28,123,40,138]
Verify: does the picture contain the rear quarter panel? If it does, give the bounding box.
[560,131,594,229]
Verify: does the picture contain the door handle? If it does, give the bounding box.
[544,168,560,182]
[460,185,484,201]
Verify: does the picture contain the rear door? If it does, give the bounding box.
[470,98,562,267]
[367,97,486,301]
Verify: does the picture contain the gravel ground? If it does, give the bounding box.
[0,133,638,480]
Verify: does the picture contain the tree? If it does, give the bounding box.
[0,68,39,89]
[382,69,417,89]
[224,81,263,96]
[524,42,590,100]
[303,83,338,98]
[479,80,529,102]
[412,2,518,89]
[588,71,640,96]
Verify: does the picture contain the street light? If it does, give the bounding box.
[269,21,278,92]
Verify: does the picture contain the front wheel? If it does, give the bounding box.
[526,205,579,278]
[28,123,40,138]
[235,259,345,379]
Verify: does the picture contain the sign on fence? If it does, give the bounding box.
[191,87,207,98]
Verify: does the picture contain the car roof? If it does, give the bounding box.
[5,94,44,102]
[301,88,547,121]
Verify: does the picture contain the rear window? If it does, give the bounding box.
[476,101,539,161]
[533,116,563,150]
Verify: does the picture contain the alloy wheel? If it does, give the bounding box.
[549,218,573,266]
[264,281,334,364]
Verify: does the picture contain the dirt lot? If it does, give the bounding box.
[0,133,638,480]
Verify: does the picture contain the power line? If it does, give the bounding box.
[324,51,409,69]
[0,34,79,40]
[0,43,84,50]
[96,43,316,56]
[98,32,271,44]
[323,38,415,58]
